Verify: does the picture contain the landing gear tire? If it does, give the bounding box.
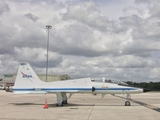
[125,101,130,106]
[62,100,68,104]
[56,103,63,106]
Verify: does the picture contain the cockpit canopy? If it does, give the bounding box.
[91,77,128,86]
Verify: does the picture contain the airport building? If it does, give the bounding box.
[0,74,71,88]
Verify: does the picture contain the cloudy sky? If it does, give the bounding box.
[0,0,160,82]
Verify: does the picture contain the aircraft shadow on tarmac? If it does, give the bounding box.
[9,102,129,107]
[114,95,160,113]
[130,100,160,113]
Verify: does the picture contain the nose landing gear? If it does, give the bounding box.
[125,94,131,106]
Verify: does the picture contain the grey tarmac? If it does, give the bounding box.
[0,91,159,120]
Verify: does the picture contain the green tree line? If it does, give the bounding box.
[126,81,160,91]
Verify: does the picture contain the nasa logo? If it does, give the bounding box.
[23,74,32,78]
[21,72,32,78]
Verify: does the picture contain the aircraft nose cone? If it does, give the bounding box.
[143,88,152,92]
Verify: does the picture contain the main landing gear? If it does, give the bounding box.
[56,92,68,107]
[56,100,68,106]
[62,100,68,104]
[56,103,63,106]
[125,94,131,106]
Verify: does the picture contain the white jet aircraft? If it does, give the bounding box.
[9,62,150,106]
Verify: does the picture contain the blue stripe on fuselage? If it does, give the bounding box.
[13,87,137,91]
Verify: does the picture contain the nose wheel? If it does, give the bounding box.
[125,101,130,106]
[125,93,131,106]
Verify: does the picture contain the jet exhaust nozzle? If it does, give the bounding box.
[143,88,152,93]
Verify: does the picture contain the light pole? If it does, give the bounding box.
[46,25,52,82]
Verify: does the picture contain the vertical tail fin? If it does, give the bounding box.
[14,62,43,88]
